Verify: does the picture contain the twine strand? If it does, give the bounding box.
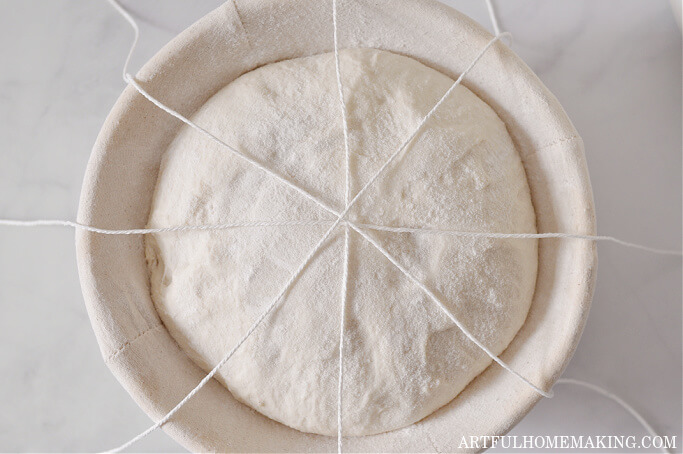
[358,224,683,257]
[2,218,680,258]
[485,0,502,36]
[555,379,671,454]
[0,219,335,235]
[106,0,138,81]
[332,0,351,451]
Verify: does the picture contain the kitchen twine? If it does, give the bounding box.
[0,0,679,452]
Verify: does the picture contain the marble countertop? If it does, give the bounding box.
[0,0,680,452]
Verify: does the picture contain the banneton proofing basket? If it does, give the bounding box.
[76,0,597,452]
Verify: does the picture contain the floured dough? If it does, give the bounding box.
[145,48,538,437]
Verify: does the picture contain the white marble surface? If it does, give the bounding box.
[0,0,680,452]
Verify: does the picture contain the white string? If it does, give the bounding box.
[333,0,352,209]
[0,219,334,235]
[332,0,351,451]
[106,0,138,81]
[484,0,501,37]
[554,379,671,454]
[2,218,679,257]
[357,224,683,257]
[337,233,350,454]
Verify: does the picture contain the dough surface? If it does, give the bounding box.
[145,48,538,436]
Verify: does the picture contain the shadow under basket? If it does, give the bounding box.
[76,0,597,452]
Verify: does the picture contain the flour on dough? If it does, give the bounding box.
[145,48,538,437]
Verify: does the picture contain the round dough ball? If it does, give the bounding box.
[145,48,538,436]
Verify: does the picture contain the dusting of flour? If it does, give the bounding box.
[145,48,538,437]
